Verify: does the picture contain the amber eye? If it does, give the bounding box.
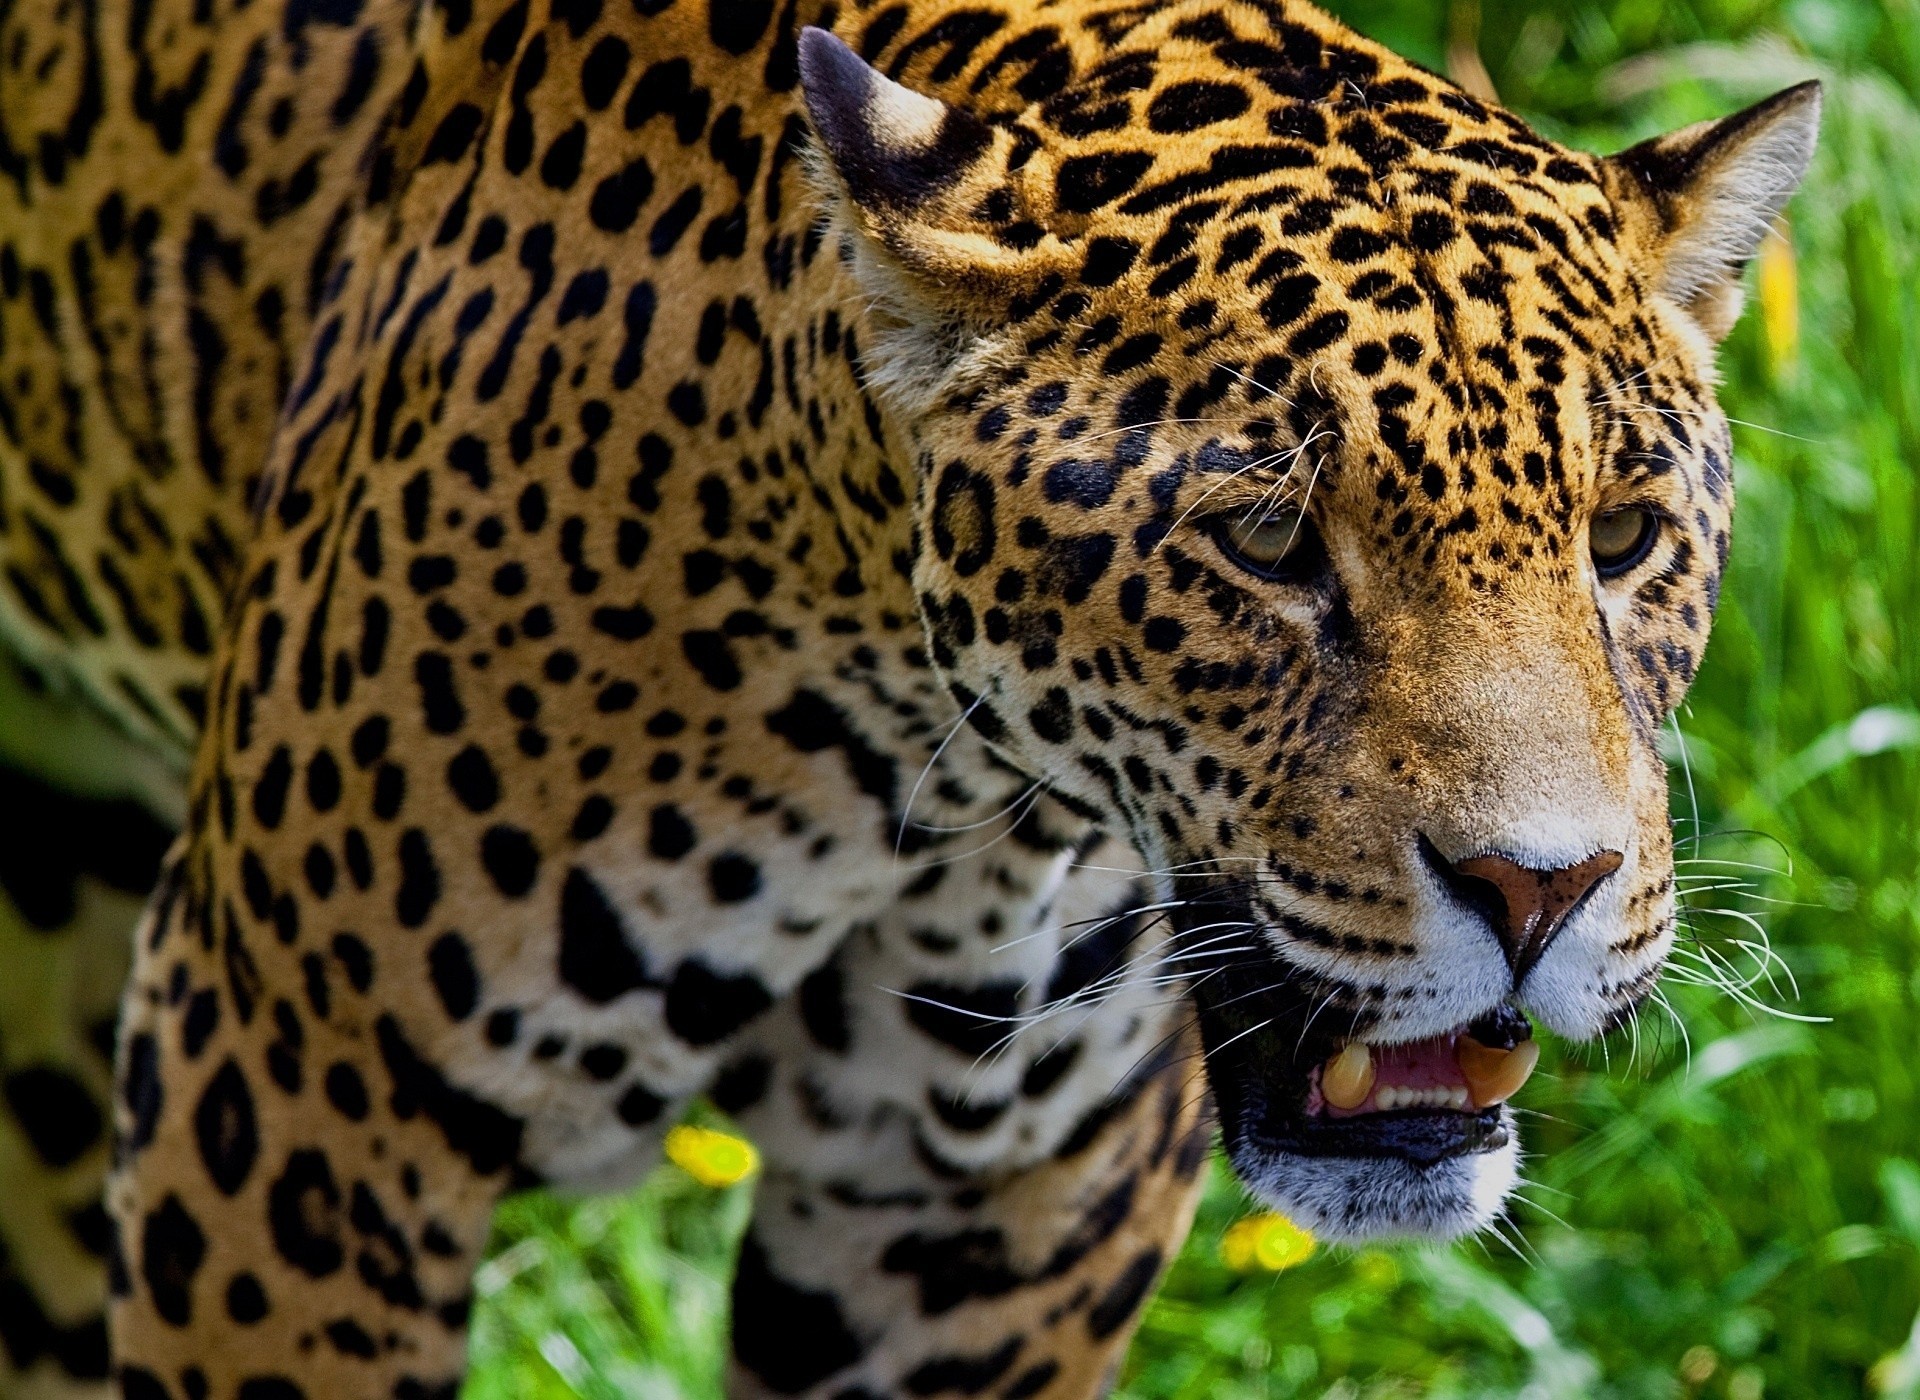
[1213,507,1325,584]
[1590,506,1659,577]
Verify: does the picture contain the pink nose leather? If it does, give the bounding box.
[1452,849,1624,973]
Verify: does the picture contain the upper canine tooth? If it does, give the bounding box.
[1322,1042,1376,1110]
[1457,1037,1541,1108]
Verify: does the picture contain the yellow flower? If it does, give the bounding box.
[1757,223,1799,375]
[665,1124,759,1187]
[1220,1212,1316,1272]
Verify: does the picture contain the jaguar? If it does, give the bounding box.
[0,0,1818,1393]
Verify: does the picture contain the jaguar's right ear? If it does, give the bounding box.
[1604,82,1821,346]
[798,28,1066,403]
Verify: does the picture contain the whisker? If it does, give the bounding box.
[1068,415,1262,445]
[901,785,1049,870]
[991,898,1188,956]
[1206,1015,1276,1058]
[905,781,1041,835]
[892,692,984,861]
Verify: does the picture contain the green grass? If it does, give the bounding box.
[467,1,1920,1394]
[466,1111,754,1400]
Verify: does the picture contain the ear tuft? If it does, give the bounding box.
[798,27,993,212]
[1608,81,1822,342]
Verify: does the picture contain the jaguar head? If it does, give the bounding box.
[799,20,1818,1240]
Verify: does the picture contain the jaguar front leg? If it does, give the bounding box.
[732,1034,1209,1400]
[724,833,1213,1400]
[107,844,517,1400]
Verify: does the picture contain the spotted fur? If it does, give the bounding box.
[0,0,1815,1394]
[0,657,176,1399]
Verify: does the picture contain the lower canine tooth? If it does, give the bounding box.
[1322,1042,1376,1110]
[1457,1037,1541,1107]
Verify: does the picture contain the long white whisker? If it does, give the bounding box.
[903,785,1049,870]
[893,693,984,861]
[1206,1015,1275,1057]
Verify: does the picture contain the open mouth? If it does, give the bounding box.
[1203,997,1533,1168]
[1282,1007,1535,1165]
[1177,899,1534,1240]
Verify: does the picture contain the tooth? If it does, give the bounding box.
[1457,1037,1541,1108]
[1450,1087,1469,1110]
[1381,1087,1401,1110]
[1322,1042,1376,1110]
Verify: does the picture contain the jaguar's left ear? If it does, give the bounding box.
[1605,81,1821,344]
[798,27,1066,403]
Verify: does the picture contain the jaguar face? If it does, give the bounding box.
[799,24,1818,1240]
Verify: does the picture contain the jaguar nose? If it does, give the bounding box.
[1420,839,1625,977]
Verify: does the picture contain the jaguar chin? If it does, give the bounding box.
[1194,947,1528,1243]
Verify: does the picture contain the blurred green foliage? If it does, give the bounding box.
[467,0,1920,1394]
